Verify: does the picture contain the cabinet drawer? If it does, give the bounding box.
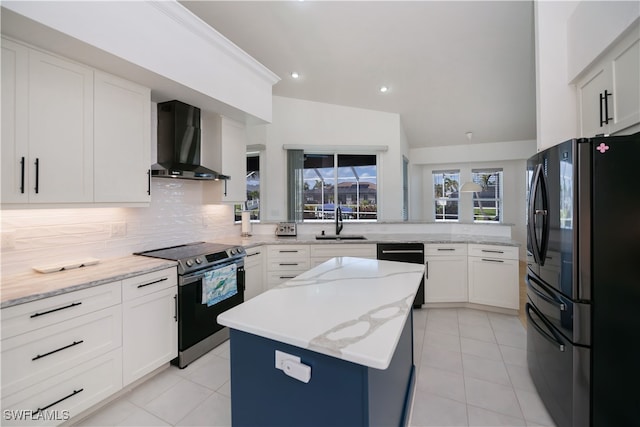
[122,267,177,301]
[266,271,304,287]
[267,245,310,261]
[424,243,468,256]
[310,244,376,260]
[267,259,310,272]
[1,281,121,339]
[1,349,122,426]
[468,244,518,260]
[1,305,122,398]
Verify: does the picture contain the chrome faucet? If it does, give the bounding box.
[336,206,343,235]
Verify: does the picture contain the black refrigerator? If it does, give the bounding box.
[525,132,640,427]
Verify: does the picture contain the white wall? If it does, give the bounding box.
[0,180,239,276]
[254,96,407,221]
[534,0,579,151]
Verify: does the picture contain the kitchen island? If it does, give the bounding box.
[218,256,425,426]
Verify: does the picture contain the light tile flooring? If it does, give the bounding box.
[73,308,555,427]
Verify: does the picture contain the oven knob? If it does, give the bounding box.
[185,259,194,267]
[195,257,203,264]
[230,248,237,255]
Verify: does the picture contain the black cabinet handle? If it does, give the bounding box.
[279,263,299,266]
[481,249,504,254]
[137,277,168,288]
[246,252,261,257]
[279,276,296,279]
[34,158,39,194]
[481,258,505,263]
[279,250,299,253]
[30,302,82,318]
[147,169,151,195]
[603,90,612,125]
[33,388,83,415]
[20,157,25,194]
[425,261,429,280]
[437,248,456,251]
[173,294,178,322]
[224,179,228,197]
[32,340,84,361]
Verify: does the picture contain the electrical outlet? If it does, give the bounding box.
[275,350,301,370]
[110,222,127,238]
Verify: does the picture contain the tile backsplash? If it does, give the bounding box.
[1,180,239,276]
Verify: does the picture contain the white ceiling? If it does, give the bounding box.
[180,1,537,149]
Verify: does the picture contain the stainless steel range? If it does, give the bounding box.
[135,242,246,368]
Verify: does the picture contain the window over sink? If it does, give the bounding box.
[433,170,460,222]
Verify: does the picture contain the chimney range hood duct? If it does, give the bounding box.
[151,100,230,181]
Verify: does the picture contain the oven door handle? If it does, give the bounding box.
[526,302,566,352]
[180,259,244,286]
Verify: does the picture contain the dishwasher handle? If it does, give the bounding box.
[380,249,424,254]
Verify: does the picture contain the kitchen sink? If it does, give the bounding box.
[315,234,367,240]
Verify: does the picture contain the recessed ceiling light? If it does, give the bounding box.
[291,72,300,79]
[379,86,389,93]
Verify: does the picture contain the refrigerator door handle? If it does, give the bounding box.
[526,303,566,352]
[528,164,543,265]
[526,274,567,311]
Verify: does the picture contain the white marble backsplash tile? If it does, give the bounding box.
[1,180,239,276]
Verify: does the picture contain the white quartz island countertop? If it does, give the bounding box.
[218,256,425,370]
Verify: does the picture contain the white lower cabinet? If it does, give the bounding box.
[266,245,310,289]
[244,247,265,300]
[468,244,519,310]
[1,266,178,425]
[122,268,177,386]
[425,244,468,303]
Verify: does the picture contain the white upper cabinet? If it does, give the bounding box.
[2,39,94,204]
[577,26,640,137]
[94,71,151,203]
[202,113,247,203]
[1,38,29,203]
[28,49,94,203]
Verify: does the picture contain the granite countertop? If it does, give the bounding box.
[214,233,520,248]
[218,257,425,370]
[1,256,177,308]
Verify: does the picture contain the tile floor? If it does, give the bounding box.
[73,307,555,427]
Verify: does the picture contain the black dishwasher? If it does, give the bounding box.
[377,243,425,308]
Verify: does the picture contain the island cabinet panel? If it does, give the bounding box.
[228,312,415,427]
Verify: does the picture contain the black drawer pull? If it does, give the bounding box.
[137,277,168,288]
[279,263,299,266]
[279,276,296,279]
[247,252,261,257]
[33,388,83,415]
[481,258,505,263]
[437,248,456,251]
[20,157,25,193]
[30,302,82,318]
[32,340,84,361]
[279,250,299,253]
[481,249,504,254]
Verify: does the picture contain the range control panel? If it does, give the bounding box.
[275,222,297,236]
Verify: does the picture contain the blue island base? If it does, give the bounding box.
[228,312,415,427]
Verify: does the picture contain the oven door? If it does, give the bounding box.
[178,259,245,352]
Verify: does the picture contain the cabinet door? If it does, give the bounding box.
[425,255,468,303]
[577,64,612,137]
[94,71,151,203]
[28,49,94,203]
[468,256,519,310]
[1,38,29,203]
[244,247,265,300]
[122,287,177,386]
[611,37,640,134]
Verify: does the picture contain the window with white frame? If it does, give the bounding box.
[471,168,503,223]
[289,152,377,221]
[433,170,460,221]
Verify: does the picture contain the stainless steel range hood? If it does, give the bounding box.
[151,100,230,181]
